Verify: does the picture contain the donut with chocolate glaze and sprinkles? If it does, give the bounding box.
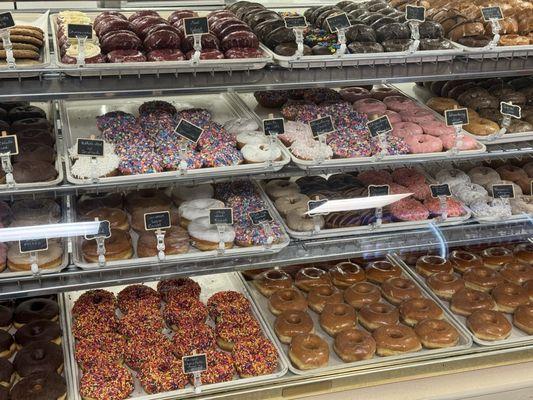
[75,332,126,371]
[171,323,215,357]
[216,313,262,351]
[118,309,165,338]
[124,332,172,371]
[80,361,134,400]
[163,297,208,329]
[117,284,160,314]
[207,291,251,321]
[72,312,119,340]
[194,348,235,384]
[138,357,188,394]
[72,289,116,318]
[232,336,278,378]
[157,278,201,302]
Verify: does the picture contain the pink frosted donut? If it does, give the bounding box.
[406,182,431,200]
[404,134,443,153]
[418,120,455,136]
[391,122,423,139]
[392,167,426,187]
[357,169,392,185]
[389,183,410,194]
[389,198,430,221]
[383,96,419,112]
[439,134,478,151]
[353,98,387,115]
[424,197,464,217]
[383,110,402,123]
[399,109,436,124]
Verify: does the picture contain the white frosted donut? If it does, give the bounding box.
[178,198,225,226]
[275,193,310,217]
[265,179,300,199]
[188,216,235,251]
[468,166,500,189]
[451,182,489,206]
[470,199,512,219]
[435,168,470,190]
[70,141,120,179]
[286,206,324,232]
[171,183,214,205]
[241,143,282,163]
[523,161,533,178]
[290,139,333,161]
[223,118,259,134]
[235,132,268,149]
[510,196,533,215]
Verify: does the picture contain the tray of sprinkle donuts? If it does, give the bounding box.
[239,258,472,375]
[0,295,69,399]
[70,180,290,270]
[61,274,287,400]
[391,241,533,347]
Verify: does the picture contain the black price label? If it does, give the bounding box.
[77,138,104,157]
[481,6,503,21]
[19,238,48,254]
[406,5,425,21]
[309,116,335,138]
[308,199,328,211]
[144,211,171,231]
[284,16,308,29]
[368,185,390,197]
[263,118,285,136]
[444,108,469,126]
[366,115,392,137]
[0,12,15,30]
[249,209,273,225]
[430,184,452,198]
[492,184,515,199]
[183,17,209,36]
[0,135,18,156]
[326,12,351,32]
[182,354,207,374]
[85,220,111,240]
[209,208,233,225]
[67,24,93,39]
[175,119,204,143]
[500,102,521,119]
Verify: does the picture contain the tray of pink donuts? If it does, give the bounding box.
[239,257,472,375]
[392,242,533,347]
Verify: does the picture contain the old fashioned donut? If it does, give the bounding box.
[492,282,529,314]
[366,260,402,283]
[334,328,376,362]
[467,310,512,341]
[265,179,300,199]
[464,118,499,136]
[274,310,313,344]
[500,261,533,285]
[481,247,514,270]
[427,272,465,300]
[274,193,310,217]
[399,298,443,326]
[451,288,496,316]
[426,97,460,114]
[359,302,399,331]
[269,288,308,315]
[514,243,533,265]
[414,319,460,348]
[329,262,365,288]
[449,250,483,273]
[295,267,332,292]
[319,303,357,337]
[373,325,421,356]
[513,305,533,335]
[344,282,381,309]
[463,266,504,292]
[381,277,423,305]
[308,285,344,314]
[289,333,329,370]
[253,269,293,297]
[415,255,453,278]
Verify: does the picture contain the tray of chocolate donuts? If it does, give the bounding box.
[61,274,288,400]
[70,180,290,270]
[0,295,69,399]
[230,86,485,172]
[392,242,533,347]
[0,101,63,191]
[50,9,271,77]
[60,95,290,184]
[239,258,472,375]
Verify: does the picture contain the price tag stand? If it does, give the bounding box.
[492,101,522,141]
[0,131,18,188]
[367,116,392,161]
[183,17,209,65]
[430,184,451,223]
[84,219,111,266]
[308,199,328,233]
[408,21,420,53]
[191,34,202,65]
[249,209,274,250]
[174,119,204,175]
[0,151,14,187]
[67,24,93,67]
[155,229,166,260]
[309,115,335,165]
[444,108,468,155]
[182,352,207,394]
[368,185,390,229]
[491,184,514,212]
[406,5,425,53]
[482,7,503,49]
[326,13,351,57]
[284,16,308,59]
[336,28,348,56]
[19,238,49,276]
[264,113,284,168]
[0,29,15,69]
[144,211,171,261]
[209,208,233,255]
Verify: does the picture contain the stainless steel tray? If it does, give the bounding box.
[71,181,290,270]
[50,11,272,77]
[453,41,533,59]
[60,94,290,185]
[239,260,472,376]
[231,91,486,172]
[61,272,289,400]
[0,11,51,78]
[392,253,533,347]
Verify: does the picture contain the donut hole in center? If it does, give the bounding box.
[266,270,285,281]
[374,261,393,271]
[440,274,454,283]
[303,341,319,351]
[287,315,302,324]
[333,307,347,316]
[280,292,295,301]
[32,349,46,361]
[356,285,372,294]
[425,256,446,265]
[389,332,404,339]
[31,326,43,335]
[488,248,509,257]
[394,281,409,289]
[30,302,46,312]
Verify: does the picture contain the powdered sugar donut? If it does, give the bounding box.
[392,168,426,187]
[383,96,419,112]
[470,199,512,219]
[290,139,333,161]
[389,198,430,221]
[435,168,470,189]
[70,141,120,178]
[178,198,225,227]
[439,134,479,151]
[451,182,489,206]
[391,122,424,139]
[399,109,436,124]
[468,167,500,189]
[418,120,455,136]
[236,132,268,149]
[188,216,235,251]
[424,197,465,217]
[223,118,259,134]
[404,134,443,153]
[353,98,387,115]
[241,143,282,163]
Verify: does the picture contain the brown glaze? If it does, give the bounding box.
[481,247,514,270]
[359,302,399,330]
[307,285,344,313]
[467,310,512,341]
[451,288,496,316]
[295,267,332,292]
[415,255,453,278]
[365,260,402,283]
[344,282,381,309]
[426,272,465,300]
[399,298,443,326]
[373,325,421,355]
[274,310,313,343]
[329,262,366,288]
[289,333,329,370]
[463,266,504,292]
[381,277,423,305]
[414,319,460,348]
[449,250,483,273]
[319,303,357,336]
[269,288,307,315]
[333,328,376,362]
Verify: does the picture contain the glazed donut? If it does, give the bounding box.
[0,305,12,331]
[7,242,63,272]
[499,34,530,46]
[365,260,402,283]
[373,325,421,356]
[333,328,376,362]
[513,305,533,335]
[427,272,465,300]
[253,269,293,297]
[415,255,453,278]
[464,118,499,136]
[450,288,496,316]
[14,299,59,328]
[381,277,423,305]
[288,333,329,370]
[415,319,460,349]
[269,288,308,315]
[84,207,129,231]
[124,189,171,214]
[80,362,134,400]
[178,198,225,228]
[188,216,235,251]
[463,266,504,293]
[319,303,357,337]
[467,310,512,341]
[295,267,332,292]
[481,247,514,270]
[449,250,483,273]
[344,282,382,309]
[308,285,344,314]
[265,179,300,199]
[404,134,443,153]
[514,243,533,265]
[274,310,313,344]
[426,97,460,114]
[136,226,190,258]
[329,262,365,288]
[359,302,399,331]
[82,229,134,263]
[492,282,529,314]
[399,298,443,326]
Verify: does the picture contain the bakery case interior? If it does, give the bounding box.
[0,0,532,399]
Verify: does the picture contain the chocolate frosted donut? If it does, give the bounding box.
[348,41,384,53]
[419,21,444,39]
[10,371,66,400]
[0,331,14,358]
[14,143,55,164]
[457,35,491,47]
[15,320,61,348]
[16,129,55,146]
[0,101,29,111]
[382,39,413,52]
[13,340,63,377]
[274,42,312,56]
[0,358,13,387]
[376,22,410,42]
[346,24,376,42]
[10,118,51,133]
[0,305,12,330]
[254,90,289,108]
[14,299,59,328]
[12,161,58,183]
[8,106,46,123]
[0,387,6,400]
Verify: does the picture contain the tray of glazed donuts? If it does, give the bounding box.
[60,95,290,184]
[71,180,290,270]
[61,274,287,400]
[51,9,271,76]
[239,259,472,375]
[0,101,63,190]
[0,296,69,399]
[259,167,471,240]
[392,242,533,347]
[231,86,485,171]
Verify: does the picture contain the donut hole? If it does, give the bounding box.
[338,263,360,275]
[476,269,490,278]
[303,268,323,279]
[332,306,347,316]
[439,274,455,283]
[318,286,334,296]
[347,337,364,346]
[30,302,46,312]
[280,292,295,301]
[456,251,474,261]
[394,280,410,289]
[356,284,372,294]
[32,349,46,361]
[488,247,510,257]
[373,305,389,314]
[434,325,447,332]
[30,326,43,335]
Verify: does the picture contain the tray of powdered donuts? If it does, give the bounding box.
[239,257,471,376]
[70,180,290,270]
[60,94,290,185]
[392,243,533,347]
[61,274,287,400]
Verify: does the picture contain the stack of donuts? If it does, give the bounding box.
[71,278,279,399]
[244,259,461,369]
[57,9,263,64]
[401,243,533,340]
[0,102,58,184]
[0,296,67,400]
[423,77,533,137]
[263,167,467,232]
[77,181,286,263]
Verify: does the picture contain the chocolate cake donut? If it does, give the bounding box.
[10,371,66,400]
[14,299,59,328]
[15,320,62,348]
[13,340,63,377]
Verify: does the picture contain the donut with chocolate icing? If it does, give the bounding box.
[0,305,12,330]
[15,320,61,348]
[14,299,59,328]
[0,358,13,388]
[10,371,66,400]
[0,331,14,359]
[13,340,63,377]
